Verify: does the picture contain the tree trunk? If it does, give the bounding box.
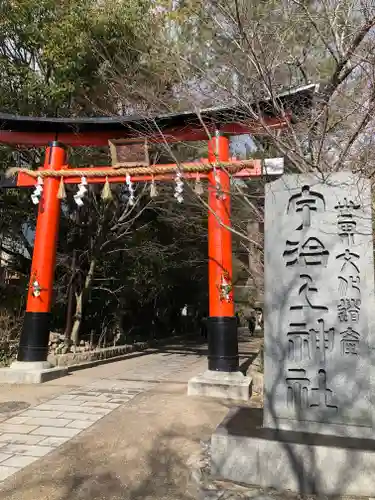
[70,258,96,345]
[64,250,77,343]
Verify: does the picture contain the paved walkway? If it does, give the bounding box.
[0,338,260,500]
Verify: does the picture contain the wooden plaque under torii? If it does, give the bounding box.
[108,138,150,167]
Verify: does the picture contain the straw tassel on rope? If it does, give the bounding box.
[57,177,66,200]
[101,177,113,201]
[150,176,158,198]
[194,174,204,195]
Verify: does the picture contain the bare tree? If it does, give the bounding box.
[172,0,375,174]
[150,2,375,302]
[55,183,150,344]
[97,1,375,313]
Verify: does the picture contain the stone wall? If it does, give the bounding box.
[47,334,193,368]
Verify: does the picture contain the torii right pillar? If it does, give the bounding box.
[187,132,252,401]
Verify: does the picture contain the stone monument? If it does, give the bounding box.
[211,173,375,496]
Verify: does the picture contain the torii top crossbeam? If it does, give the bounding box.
[0,84,316,146]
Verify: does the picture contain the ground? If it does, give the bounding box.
[0,337,261,500]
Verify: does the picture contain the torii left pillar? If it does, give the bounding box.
[0,142,68,383]
[187,132,252,401]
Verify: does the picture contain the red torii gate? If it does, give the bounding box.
[0,85,315,380]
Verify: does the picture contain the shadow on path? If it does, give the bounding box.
[0,387,234,500]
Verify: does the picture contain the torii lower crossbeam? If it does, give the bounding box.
[14,162,262,187]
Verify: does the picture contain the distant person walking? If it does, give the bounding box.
[235,312,241,326]
[248,312,256,336]
[181,304,188,335]
[200,312,208,340]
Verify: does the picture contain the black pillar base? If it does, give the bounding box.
[17,312,51,362]
[207,316,239,372]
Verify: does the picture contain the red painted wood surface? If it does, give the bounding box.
[26,145,65,313]
[207,135,235,317]
[0,116,289,147]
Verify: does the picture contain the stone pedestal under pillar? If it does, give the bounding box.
[187,370,252,401]
[0,361,67,384]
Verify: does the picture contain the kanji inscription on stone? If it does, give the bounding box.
[286,369,310,409]
[337,298,361,323]
[264,173,375,436]
[336,249,360,273]
[340,327,360,355]
[338,275,360,298]
[287,318,334,362]
[287,185,325,229]
[283,237,329,267]
[334,198,360,245]
[289,274,328,312]
[309,369,337,412]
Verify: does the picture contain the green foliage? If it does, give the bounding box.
[0,0,152,115]
[0,0,210,346]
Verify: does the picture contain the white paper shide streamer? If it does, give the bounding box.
[74,176,88,206]
[150,177,158,198]
[174,171,184,203]
[32,279,41,297]
[126,173,135,205]
[31,176,43,205]
[213,167,225,200]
